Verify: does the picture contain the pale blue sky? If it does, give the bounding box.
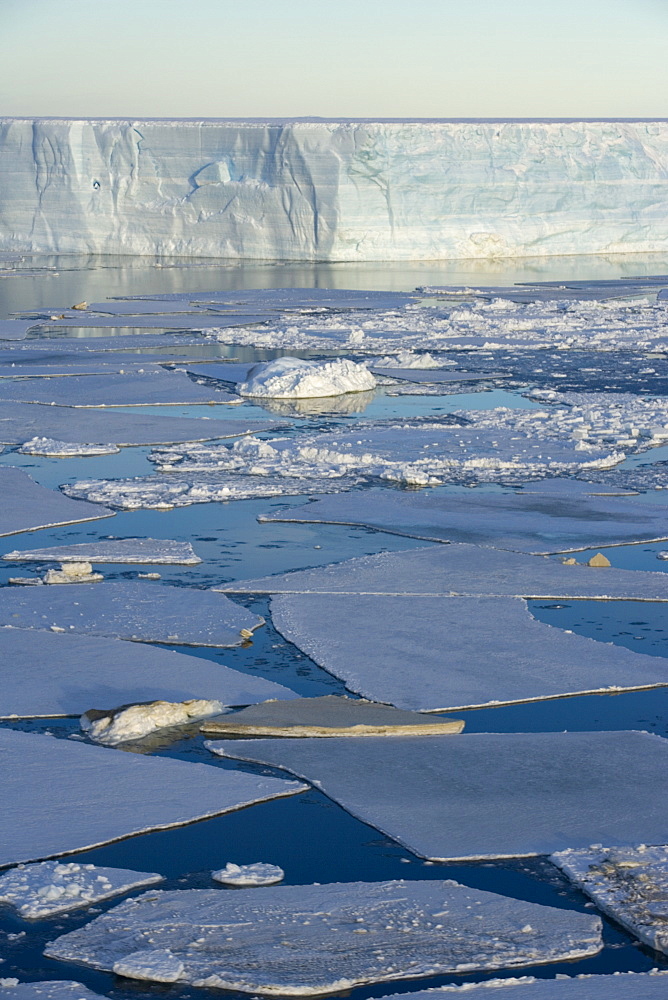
[1,0,667,118]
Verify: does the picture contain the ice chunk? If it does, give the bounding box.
[0,983,108,1000]
[18,438,120,456]
[0,626,296,719]
[260,490,668,554]
[0,581,263,646]
[212,862,284,886]
[0,729,304,867]
[0,371,239,407]
[3,538,201,565]
[82,698,227,745]
[209,731,668,861]
[44,880,601,993]
[238,357,377,398]
[550,844,668,955]
[0,861,163,918]
[201,695,464,737]
[376,971,668,996]
[41,562,103,585]
[0,467,114,538]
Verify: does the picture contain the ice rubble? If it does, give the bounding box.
[0,626,295,719]
[0,729,304,868]
[0,371,239,407]
[43,880,601,993]
[81,698,226,745]
[0,581,263,646]
[3,538,201,564]
[210,731,668,861]
[28,562,104,586]
[0,467,114,537]
[376,971,668,997]
[217,542,668,600]
[237,357,377,398]
[0,861,163,918]
[550,845,668,956]
[201,695,464,738]
[211,862,285,886]
[18,438,121,456]
[0,983,108,1000]
[260,490,668,554]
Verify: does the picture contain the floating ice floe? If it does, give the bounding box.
[268,593,668,710]
[0,321,35,342]
[218,542,668,600]
[0,729,304,868]
[18,437,121,456]
[212,862,285,886]
[0,371,239,407]
[210,731,668,860]
[0,581,263,646]
[201,695,464,737]
[9,562,105,586]
[514,478,637,496]
[183,361,255,383]
[3,538,201,565]
[237,357,377,398]
[376,971,668,997]
[43,879,601,993]
[0,467,114,538]
[0,982,108,1000]
[0,861,163,918]
[0,626,295,719]
[81,698,227,745]
[550,844,668,956]
[260,490,668,554]
[371,367,509,384]
[44,313,267,331]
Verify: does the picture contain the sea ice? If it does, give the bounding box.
[211,862,285,886]
[81,698,227,745]
[0,467,114,537]
[3,538,201,565]
[0,983,108,1000]
[0,626,295,719]
[237,357,377,398]
[550,844,668,955]
[0,321,34,341]
[201,695,464,737]
[260,490,668,554]
[40,562,103,585]
[209,731,668,860]
[0,581,263,646]
[43,880,601,993]
[371,368,509,384]
[375,971,668,996]
[0,861,163,918]
[0,371,239,407]
[18,438,121,456]
[0,728,304,867]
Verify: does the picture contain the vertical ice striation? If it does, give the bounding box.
[2,118,668,260]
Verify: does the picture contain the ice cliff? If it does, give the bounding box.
[2,118,668,260]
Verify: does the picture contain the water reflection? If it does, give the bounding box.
[254,389,378,418]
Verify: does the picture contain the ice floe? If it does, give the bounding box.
[237,357,377,398]
[0,581,263,646]
[550,844,668,955]
[0,321,34,342]
[0,861,163,918]
[43,879,601,993]
[18,438,121,456]
[3,538,201,565]
[0,728,304,867]
[0,371,239,407]
[201,695,464,737]
[371,367,509,384]
[211,862,285,886]
[0,467,114,538]
[376,972,668,996]
[19,562,105,586]
[209,731,668,861]
[81,698,227,745]
[0,626,295,719]
[0,983,108,1000]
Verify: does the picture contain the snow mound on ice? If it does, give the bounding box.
[238,357,376,398]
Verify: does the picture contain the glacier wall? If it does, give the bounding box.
[1,118,668,261]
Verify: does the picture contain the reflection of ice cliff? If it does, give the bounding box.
[3,119,668,259]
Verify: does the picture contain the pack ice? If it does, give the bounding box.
[0,467,114,537]
[43,880,601,993]
[0,984,107,1000]
[375,971,668,997]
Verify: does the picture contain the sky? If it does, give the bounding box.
[1,0,667,119]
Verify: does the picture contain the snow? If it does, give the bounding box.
[211,862,285,886]
[0,728,305,868]
[269,594,668,711]
[0,467,114,538]
[43,879,601,993]
[18,438,120,456]
[217,542,668,601]
[237,357,377,398]
[208,731,668,861]
[0,581,263,646]
[375,971,668,996]
[201,695,464,737]
[0,983,108,1000]
[0,625,296,719]
[3,538,201,565]
[550,844,668,955]
[0,860,163,918]
[0,371,239,407]
[81,698,227,745]
[260,490,668,554]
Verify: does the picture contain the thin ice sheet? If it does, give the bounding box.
[0,467,114,537]
[3,538,201,565]
[0,371,238,407]
[376,972,668,996]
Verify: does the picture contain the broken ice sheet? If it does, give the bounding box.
[0,581,263,646]
[268,594,668,710]
[260,490,668,554]
[0,467,114,537]
[371,367,510,383]
[0,728,304,868]
[0,860,163,918]
[18,438,121,456]
[209,731,668,861]
[0,371,239,407]
[550,844,668,955]
[0,625,295,719]
[3,538,201,565]
[377,972,668,996]
[43,879,601,994]
[217,542,668,600]
[0,983,108,1000]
